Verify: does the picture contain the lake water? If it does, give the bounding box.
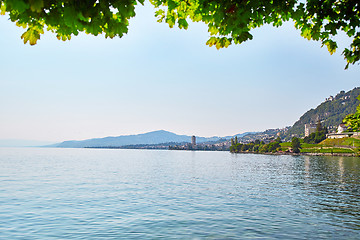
[0,147,359,239]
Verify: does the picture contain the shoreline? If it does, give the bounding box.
[86,146,358,157]
[231,151,358,157]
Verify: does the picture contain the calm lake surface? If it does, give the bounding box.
[0,147,359,239]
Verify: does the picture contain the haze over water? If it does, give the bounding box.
[1,148,359,239]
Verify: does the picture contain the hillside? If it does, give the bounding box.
[233,87,360,143]
[285,87,360,139]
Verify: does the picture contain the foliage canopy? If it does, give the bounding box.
[1,0,359,67]
[343,95,360,132]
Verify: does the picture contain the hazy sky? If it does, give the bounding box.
[1,3,359,142]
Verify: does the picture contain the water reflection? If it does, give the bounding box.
[228,154,360,236]
[297,156,360,231]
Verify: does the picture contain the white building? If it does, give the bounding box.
[337,123,348,133]
[304,124,317,137]
[326,124,359,139]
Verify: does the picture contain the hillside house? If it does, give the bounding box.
[326,124,359,139]
[337,123,348,133]
[304,124,317,137]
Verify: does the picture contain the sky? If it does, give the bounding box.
[0,3,359,143]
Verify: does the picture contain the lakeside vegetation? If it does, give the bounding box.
[301,137,360,154]
[230,136,360,156]
[230,116,360,156]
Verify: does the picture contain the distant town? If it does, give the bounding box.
[63,88,360,156]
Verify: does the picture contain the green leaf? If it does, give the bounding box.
[16,21,27,29]
[29,0,44,13]
[155,9,165,17]
[56,33,71,41]
[167,0,178,11]
[165,13,176,28]
[63,6,77,28]
[21,28,41,45]
[178,19,188,29]
[9,0,29,13]
[0,3,6,15]
[323,40,337,55]
[301,27,312,40]
[77,12,88,22]
[206,37,217,47]
[155,9,165,22]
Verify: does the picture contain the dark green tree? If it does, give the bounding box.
[316,120,323,132]
[1,0,360,67]
[235,143,243,153]
[268,142,280,153]
[260,144,269,153]
[241,144,248,152]
[229,144,235,153]
[291,137,301,153]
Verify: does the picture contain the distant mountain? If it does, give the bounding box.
[51,130,255,148]
[52,130,224,148]
[285,87,360,138]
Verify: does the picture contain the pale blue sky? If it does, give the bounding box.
[0,3,359,142]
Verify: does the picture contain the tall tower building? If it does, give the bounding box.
[191,136,196,146]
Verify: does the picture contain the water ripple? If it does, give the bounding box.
[0,148,359,239]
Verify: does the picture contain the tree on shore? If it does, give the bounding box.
[260,141,281,153]
[230,139,283,154]
[291,137,301,153]
[1,0,359,68]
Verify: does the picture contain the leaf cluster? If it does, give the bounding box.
[152,0,360,68]
[0,0,144,45]
[1,0,360,67]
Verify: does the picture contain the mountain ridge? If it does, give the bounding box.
[51,130,255,148]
